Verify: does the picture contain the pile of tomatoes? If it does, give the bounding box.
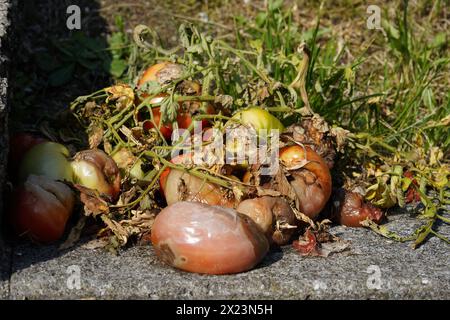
[6,62,385,276]
[8,134,121,243]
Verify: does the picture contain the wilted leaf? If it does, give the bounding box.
[87,124,104,149]
[105,84,135,110]
[59,216,87,250]
[75,185,110,216]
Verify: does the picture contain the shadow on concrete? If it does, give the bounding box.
[3,0,112,275]
[256,246,284,270]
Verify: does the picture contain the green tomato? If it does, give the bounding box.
[19,142,74,182]
[129,159,154,182]
[111,148,149,182]
[231,107,285,134]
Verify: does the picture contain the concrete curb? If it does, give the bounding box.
[0,0,11,300]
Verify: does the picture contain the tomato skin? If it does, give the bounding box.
[142,107,174,140]
[8,133,47,179]
[138,62,183,87]
[279,145,332,219]
[10,175,75,243]
[231,107,285,134]
[71,149,121,201]
[18,142,74,183]
[141,96,215,140]
[159,153,193,194]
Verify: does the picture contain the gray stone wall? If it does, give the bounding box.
[0,0,11,249]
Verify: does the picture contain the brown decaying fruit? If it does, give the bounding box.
[138,62,184,87]
[333,189,384,227]
[137,63,215,141]
[10,175,75,243]
[237,196,297,245]
[279,145,332,220]
[163,169,235,208]
[151,201,269,274]
[71,149,121,201]
[284,117,336,169]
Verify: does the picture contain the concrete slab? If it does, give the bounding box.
[8,213,450,299]
[0,247,10,299]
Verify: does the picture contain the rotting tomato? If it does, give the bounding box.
[10,175,75,243]
[151,201,269,275]
[237,196,297,245]
[138,61,184,86]
[159,153,193,194]
[163,169,236,208]
[140,94,215,141]
[71,149,121,201]
[140,95,175,140]
[8,133,47,179]
[279,145,332,220]
[19,142,74,183]
[332,189,384,227]
[137,63,215,141]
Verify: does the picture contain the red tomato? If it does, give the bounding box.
[142,107,175,140]
[137,63,216,140]
[140,95,215,141]
[10,175,75,243]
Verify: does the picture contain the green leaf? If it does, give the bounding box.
[413,220,434,249]
[35,52,61,72]
[255,12,267,27]
[431,32,446,48]
[109,32,126,58]
[78,58,101,71]
[109,59,128,78]
[249,39,263,52]
[160,96,179,124]
[422,88,435,110]
[48,63,75,86]
[139,80,161,95]
[268,0,283,11]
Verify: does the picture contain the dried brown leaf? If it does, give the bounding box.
[59,216,88,250]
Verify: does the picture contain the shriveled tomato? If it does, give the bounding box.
[10,175,75,243]
[279,145,332,219]
[71,149,121,201]
[138,62,183,87]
